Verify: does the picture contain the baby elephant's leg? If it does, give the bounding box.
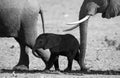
[53,56,60,71]
[45,54,58,70]
[64,52,75,72]
[64,57,73,71]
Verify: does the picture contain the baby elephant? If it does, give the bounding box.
[32,33,81,71]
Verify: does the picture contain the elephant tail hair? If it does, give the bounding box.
[39,9,45,33]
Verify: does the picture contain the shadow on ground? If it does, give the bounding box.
[1,69,120,75]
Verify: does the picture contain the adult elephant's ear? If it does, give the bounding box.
[102,0,120,18]
[44,34,61,49]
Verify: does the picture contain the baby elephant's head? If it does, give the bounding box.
[32,34,47,53]
[32,33,61,54]
[32,34,48,57]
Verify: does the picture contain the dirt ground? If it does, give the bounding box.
[0,0,120,78]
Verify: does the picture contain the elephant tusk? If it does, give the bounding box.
[63,15,91,31]
[63,24,79,31]
[66,15,91,25]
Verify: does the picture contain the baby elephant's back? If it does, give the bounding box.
[60,34,79,50]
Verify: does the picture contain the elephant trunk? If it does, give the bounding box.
[32,45,41,58]
[79,18,88,70]
[32,46,51,62]
[78,3,100,70]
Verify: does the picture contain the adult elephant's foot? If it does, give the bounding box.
[13,65,29,71]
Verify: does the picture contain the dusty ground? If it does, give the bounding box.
[0,0,120,78]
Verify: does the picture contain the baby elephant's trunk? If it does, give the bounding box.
[32,46,40,58]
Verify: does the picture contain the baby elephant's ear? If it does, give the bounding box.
[103,0,120,18]
[44,34,61,49]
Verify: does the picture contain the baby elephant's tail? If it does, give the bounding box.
[74,45,82,69]
[74,46,81,62]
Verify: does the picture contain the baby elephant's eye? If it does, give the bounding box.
[39,40,43,43]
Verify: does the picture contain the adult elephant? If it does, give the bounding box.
[64,0,120,71]
[0,0,50,70]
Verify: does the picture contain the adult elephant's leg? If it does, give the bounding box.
[13,37,29,70]
[13,13,38,70]
[14,14,50,70]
